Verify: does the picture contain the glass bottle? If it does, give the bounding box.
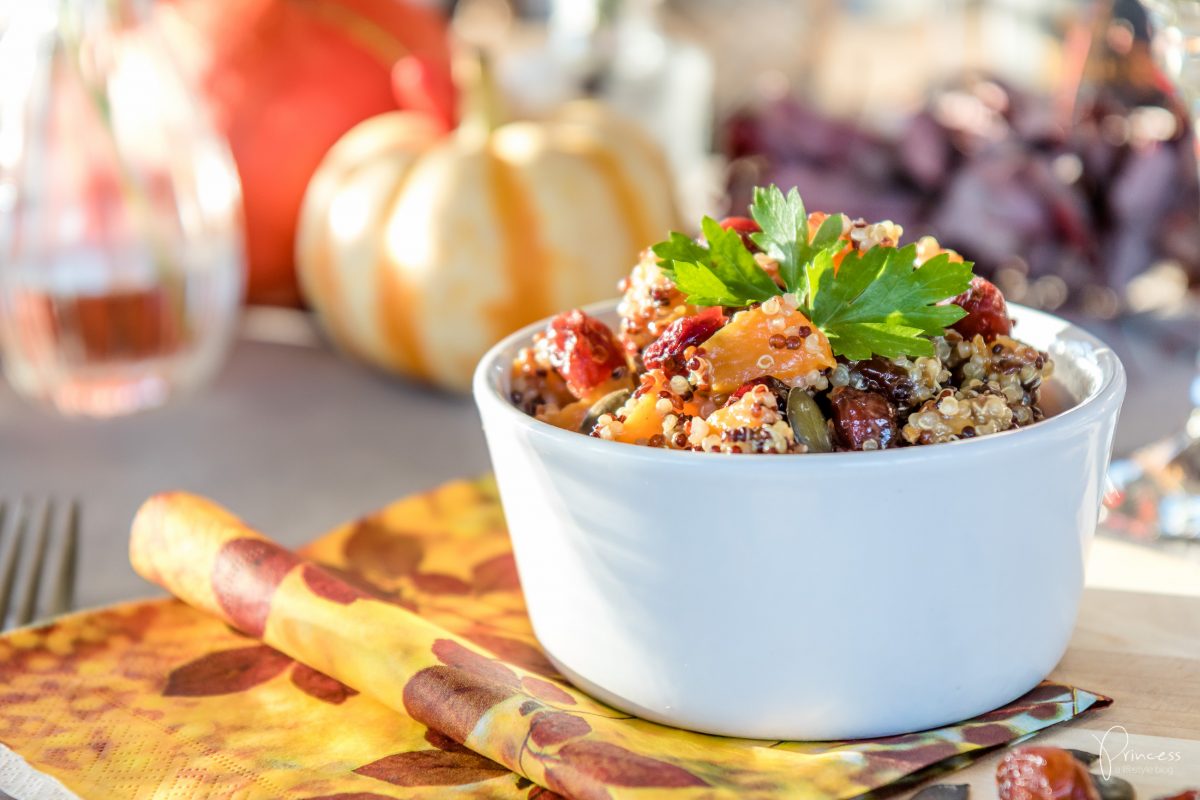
[0,0,243,417]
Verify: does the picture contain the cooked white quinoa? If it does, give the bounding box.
[513,209,1053,453]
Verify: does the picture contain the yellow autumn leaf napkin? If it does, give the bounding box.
[0,477,1108,800]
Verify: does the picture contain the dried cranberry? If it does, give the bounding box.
[1157,792,1200,800]
[727,376,790,409]
[544,310,627,398]
[996,747,1100,800]
[642,308,725,373]
[828,387,897,450]
[847,356,918,409]
[945,276,1013,341]
[719,216,761,251]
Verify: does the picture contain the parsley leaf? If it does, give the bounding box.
[667,259,747,306]
[823,322,933,361]
[646,184,975,361]
[666,217,779,306]
[749,185,845,295]
[806,244,972,359]
[651,232,710,282]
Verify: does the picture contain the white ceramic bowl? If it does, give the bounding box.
[474,301,1125,740]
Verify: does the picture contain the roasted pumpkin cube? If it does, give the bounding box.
[701,302,834,393]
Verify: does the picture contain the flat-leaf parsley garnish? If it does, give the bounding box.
[748,185,845,297]
[652,218,778,306]
[649,185,974,360]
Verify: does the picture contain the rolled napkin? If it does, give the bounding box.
[130,491,1108,800]
[132,493,725,796]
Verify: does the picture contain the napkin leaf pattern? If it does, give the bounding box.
[292,663,360,705]
[352,749,510,787]
[213,538,302,637]
[0,477,1110,799]
[162,644,293,696]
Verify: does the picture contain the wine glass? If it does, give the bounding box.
[0,0,243,417]
[1102,0,1200,541]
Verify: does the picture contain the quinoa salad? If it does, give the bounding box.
[509,186,1053,454]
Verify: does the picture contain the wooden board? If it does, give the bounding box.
[901,588,1200,799]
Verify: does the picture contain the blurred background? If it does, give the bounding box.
[2,0,1200,609]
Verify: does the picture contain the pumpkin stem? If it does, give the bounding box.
[456,49,505,139]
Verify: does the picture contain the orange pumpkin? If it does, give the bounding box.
[296,74,679,391]
[159,0,456,306]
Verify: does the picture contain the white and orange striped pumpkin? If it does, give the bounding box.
[296,97,678,391]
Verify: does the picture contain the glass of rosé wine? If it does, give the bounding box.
[0,0,243,417]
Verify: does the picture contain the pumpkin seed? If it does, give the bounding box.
[912,784,969,800]
[1066,749,1099,766]
[1091,774,1135,800]
[787,388,832,453]
[580,389,631,433]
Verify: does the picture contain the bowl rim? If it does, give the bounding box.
[473,299,1127,466]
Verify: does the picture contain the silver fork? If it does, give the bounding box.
[0,499,78,630]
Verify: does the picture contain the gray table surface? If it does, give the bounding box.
[0,307,1196,612]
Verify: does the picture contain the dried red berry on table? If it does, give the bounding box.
[544,310,627,398]
[642,307,726,373]
[828,387,897,450]
[719,216,762,250]
[1156,792,1199,800]
[945,275,1013,341]
[996,746,1101,800]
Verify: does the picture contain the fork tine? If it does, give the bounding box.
[0,500,27,627]
[13,499,53,627]
[48,500,78,617]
